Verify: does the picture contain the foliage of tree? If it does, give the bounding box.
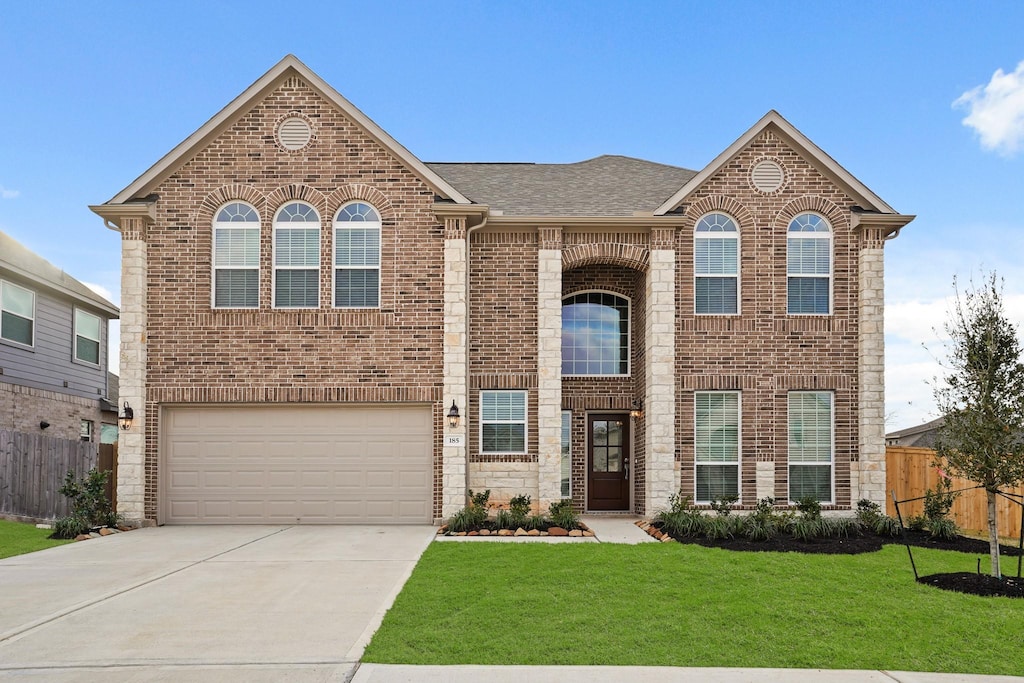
[934,273,1024,578]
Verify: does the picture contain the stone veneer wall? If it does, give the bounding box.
[644,241,676,516]
[117,229,147,523]
[856,246,886,505]
[0,383,105,441]
[442,218,468,518]
[468,461,540,510]
[536,235,563,511]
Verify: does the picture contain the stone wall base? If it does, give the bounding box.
[0,382,107,442]
[468,461,540,511]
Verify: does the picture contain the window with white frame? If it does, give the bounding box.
[695,391,740,502]
[334,202,381,308]
[213,202,260,308]
[74,309,101,365]
[787,213,832,314]
[80,419,93,442]
[788,391,834,503]
[561,292,629,375]
[480,390,527,454]
[561,410,572,498]
[695,213,739,314]
[273,202,320,308]
[0,279,35,346]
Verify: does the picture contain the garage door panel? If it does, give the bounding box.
[164,405,432,524]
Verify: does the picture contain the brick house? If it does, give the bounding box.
[90,55,913,525]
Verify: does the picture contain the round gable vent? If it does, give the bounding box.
[751,159,784,193]
[277,116,313,151]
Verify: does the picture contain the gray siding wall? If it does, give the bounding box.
[0,275,109,401]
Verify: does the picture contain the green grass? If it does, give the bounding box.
[0,518,71,559]
[363,542,1023,675]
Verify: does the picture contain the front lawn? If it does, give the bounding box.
[363,542,1022,675]
[0,518,71,559]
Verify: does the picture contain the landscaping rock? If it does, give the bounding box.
[527,529,540,536]
[497,529,513,536]
[74,534,90,542]
[99,528,115,536]
[583,530,595,537]
[514,528,527,536]
[468,530,479,536]
[478,529,491,536]
[568,529,583,537]
[548,527,568,536]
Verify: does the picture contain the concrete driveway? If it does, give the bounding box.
[0,525,435,682]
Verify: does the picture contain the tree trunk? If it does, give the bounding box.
[987,488,1001,578]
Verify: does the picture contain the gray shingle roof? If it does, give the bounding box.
[0,230,119,316]
[426,155,697,217]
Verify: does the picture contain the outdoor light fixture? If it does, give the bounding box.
[39,420,50,430]
[630,399,644,419]
[447,400,460,429]
[118,401,134,431]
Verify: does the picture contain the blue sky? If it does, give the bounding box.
[2,2,1023,430]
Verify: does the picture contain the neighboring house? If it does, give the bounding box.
[90,55,913,526]
[886,417,944,449]
[99,372,120,444]
[0,230,119,442]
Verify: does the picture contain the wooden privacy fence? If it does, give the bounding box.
[886,446,1024,539]
[0,429,109,521]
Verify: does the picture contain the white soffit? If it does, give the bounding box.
[655,111,897,215]
[106,55,470,205]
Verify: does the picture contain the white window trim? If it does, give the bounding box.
[80,419,94,443]
[786,213,833,316]
[561,409,572,498]
[0,279,35,348]
[72,307,102,367]
[272,203,321,309]
[478,389,528,455]
[787,390,835,505]
[694,212,740,316]
[332,201,382,310]
[693,390,742,504]
[561,289,632,378]
[211,202,261,310]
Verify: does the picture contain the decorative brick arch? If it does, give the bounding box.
[265,184,328,219]
[197,185,267,226]
[325,183,395,222]
[562,243,649,272]
[774,195,848,232]
[686,195,754,233]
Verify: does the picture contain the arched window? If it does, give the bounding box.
[787,213,832,314]
[273,202,320,308]
[694,213,739,314]
[562,292,629,376]
[212,202,260,308]
[333,202,381,308]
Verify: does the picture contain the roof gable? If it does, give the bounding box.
[655,111,897,215]
[104,55,469,206]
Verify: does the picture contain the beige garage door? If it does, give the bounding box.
[162,404,433,524]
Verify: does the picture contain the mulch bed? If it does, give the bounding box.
[645,521,1024,598]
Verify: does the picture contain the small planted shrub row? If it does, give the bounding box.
[51,468,121,539]
[656,495,905,543]
[444,490,582,533]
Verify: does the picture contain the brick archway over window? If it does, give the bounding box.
[562,243,649,272]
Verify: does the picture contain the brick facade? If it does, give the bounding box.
[95,57,908,524]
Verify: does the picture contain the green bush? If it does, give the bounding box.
[508,494,531,528]
[54,468,117,537]
[549,499,580,530]
[710,494,739,516]
[52,514,90,540]
[741,497,782,541]
[525,513,547,531]
[703,515,743,540]
[928,517,959,541]
[795,496,822,521]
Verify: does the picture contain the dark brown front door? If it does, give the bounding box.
[587,414,630,511]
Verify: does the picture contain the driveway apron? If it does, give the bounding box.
[0,525,435,682]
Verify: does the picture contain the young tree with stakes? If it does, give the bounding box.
[934,273,1024,578]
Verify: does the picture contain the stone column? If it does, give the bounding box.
[442,217,468,518]
[537,227,563,511]
[117,218,148,524]
[857,241,886,506]
[644,231,677,516]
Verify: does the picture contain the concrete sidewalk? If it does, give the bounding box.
[351,664,1021,682]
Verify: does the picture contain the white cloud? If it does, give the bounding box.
[82,281,114,302]
[954,60,1024,156]
[0,185,20,199]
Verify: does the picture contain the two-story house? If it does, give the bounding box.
[0,231,119,442]
[91,56,912,526]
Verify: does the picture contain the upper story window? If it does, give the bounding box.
[787,213,832,314]
[74,308,101,365]
[0,279,34,346]
[273,202,320,308]
[334,202,381,308]
[562,292,629,376]
[694,213,739,314]
[213,202,260,308]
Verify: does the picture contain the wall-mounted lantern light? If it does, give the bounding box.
[447,401,460,429]
[39,420,50,430]
[119,401,134,431]
[630,399,644,420]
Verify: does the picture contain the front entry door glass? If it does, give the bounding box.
[587,415,630,510]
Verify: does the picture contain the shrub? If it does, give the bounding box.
[929,517,958,541]
[710,494,738,516]
[549,499,580,530]
[657,507,706,537]
[508,494,531,527]
[494,509,514,530]
[741,497,782,541]
[872,514,902,537]
[445,507,477,533]
[57,468,117,531]
[795,496,822,521]
[856,498,901,537]
[703,514,743,540]
[525,513,547,531]
[52,514,89,540]
[666,493,692,514]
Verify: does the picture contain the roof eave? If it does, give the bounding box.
[0,262,119,318]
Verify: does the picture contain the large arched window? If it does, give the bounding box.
[273,202,320,308]
[562,292,629,376]
[212,202,260,308]
[333,202,381,308]
[787,213,832,314]
[694,212,739,314]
